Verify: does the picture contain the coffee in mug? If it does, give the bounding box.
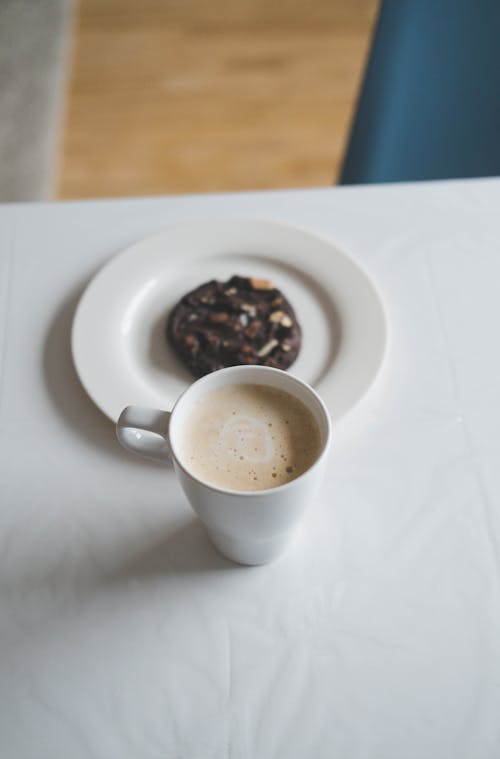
[180,383,321,491]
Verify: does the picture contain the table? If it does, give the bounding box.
[1,179,500,758]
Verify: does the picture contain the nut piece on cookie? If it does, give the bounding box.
[249,278,274,290]
[269,310,293,328]
[257,339,279,357]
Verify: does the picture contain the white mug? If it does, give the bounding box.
[116,365,331,565]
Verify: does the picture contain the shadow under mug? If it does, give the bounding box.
[116,365,331,565]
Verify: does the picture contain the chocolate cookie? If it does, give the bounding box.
[167,275,301,377]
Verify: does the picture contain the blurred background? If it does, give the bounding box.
[0,0,378,202]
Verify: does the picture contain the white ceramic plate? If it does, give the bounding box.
[72,218,388,422]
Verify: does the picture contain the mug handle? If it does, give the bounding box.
[116,406,172,463]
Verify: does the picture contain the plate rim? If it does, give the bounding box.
[71,215,389,422]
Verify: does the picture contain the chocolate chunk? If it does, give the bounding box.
[184,334,199,352]
[208,312,229,324]
[243,321,262,339]
[166,275,301,377]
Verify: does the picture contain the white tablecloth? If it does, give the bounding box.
[1,179,500,758]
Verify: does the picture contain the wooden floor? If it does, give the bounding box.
[58,0,378,199]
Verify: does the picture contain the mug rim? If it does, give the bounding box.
[169,365,332,498]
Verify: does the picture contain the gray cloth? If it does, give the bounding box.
[0,0,74,202]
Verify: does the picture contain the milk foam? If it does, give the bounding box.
[180,383,321,491]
